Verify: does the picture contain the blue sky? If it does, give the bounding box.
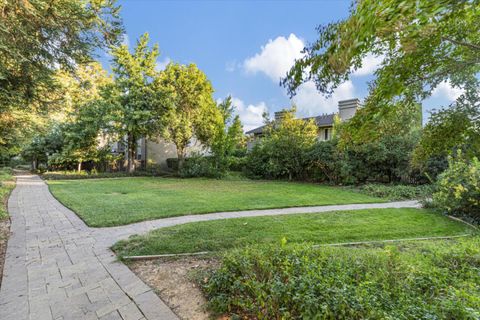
[104,0,462,130]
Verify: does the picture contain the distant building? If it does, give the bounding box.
[246,98,360,144]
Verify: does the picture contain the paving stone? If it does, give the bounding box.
[0,175,178,320]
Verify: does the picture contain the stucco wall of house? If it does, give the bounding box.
[146,137,208,169]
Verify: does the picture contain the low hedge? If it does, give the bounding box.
[203,239,480,319]
[41,170,169,180]
[357,183,434,200]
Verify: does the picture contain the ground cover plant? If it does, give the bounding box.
[357,183,434,201]
[203,237,480,319]
[0,168,15,219]
[47,177,385,227]
[113,208,474,256]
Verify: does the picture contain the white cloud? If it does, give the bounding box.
[156,57,171,71]
[243,33,304,82]
[292,80,355,116]
[231,97,268,132]
[243,33,357,117]
[352,53,384,76]
[431,80,464,101]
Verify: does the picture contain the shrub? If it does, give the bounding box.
[245,108,318,180]
[203,240,480,319]
[166,158,180,171]
[227,156,247,172]
[179,155,221,178]
[358,183,434,200]
[433,154,480,224]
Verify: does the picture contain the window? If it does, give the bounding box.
[324,128,329,140]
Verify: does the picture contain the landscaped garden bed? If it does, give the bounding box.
[115,207,478,318]
[202,237,480,319]
[47,177,385,227]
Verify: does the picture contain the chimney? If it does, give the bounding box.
[338,98,360,121]
[274,110,287,122]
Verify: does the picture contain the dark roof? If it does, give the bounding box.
[246,113,335,135]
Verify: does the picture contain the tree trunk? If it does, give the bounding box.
[77,161,82,173]
[32,158,37,170]
[127,133,136,173]
[177,147,185,171]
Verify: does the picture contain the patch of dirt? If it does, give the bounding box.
[0,218,10,288]
[129,256,220,320]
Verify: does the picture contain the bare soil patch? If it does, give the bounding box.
[0,219,10,288]
[128,256,219,320]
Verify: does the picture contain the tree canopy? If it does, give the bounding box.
[154,63,220,168]
[103,33,160,172]
[0,0,123,111]
[283,0,480,105]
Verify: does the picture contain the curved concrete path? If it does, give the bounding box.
[0,174,421,319]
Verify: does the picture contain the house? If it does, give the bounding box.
[246,98,360,143]
[109,98,360,170]
[110,137,204,170]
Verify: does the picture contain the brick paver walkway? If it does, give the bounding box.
[0,174,421,319]
[0,175,178,320]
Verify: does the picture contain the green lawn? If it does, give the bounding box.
[113,208,476,256]
[47,177,385,227]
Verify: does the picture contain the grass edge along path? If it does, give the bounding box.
[113,208,477,257]
[0,168,15,220]
[47,177,386,227]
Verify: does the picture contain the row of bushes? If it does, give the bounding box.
[41,168,170,180]
[203,239,480,319]
[245,135,433,185]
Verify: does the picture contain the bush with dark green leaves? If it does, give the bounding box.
[178,155,221,178]
[203,240,480,319]
[304,134,420,185]
[433,154,480,224]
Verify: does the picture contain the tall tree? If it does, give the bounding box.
[0,0,122,111]
[154,63,221,169]
[282,0,480,107]
[210,96,245,170]
[105,33,159,173]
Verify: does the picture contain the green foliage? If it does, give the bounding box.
[306,134,420,185]
[0,0,122,111]
[433,154,480,224]
[178,155,220,179]
[210,96,246,174]
[337,100,421,146]
[0,167,14,220]
[358,184,434,201]
[41,170,166,181]
[203,239,480,319]
[283,0,480,107]
[103,33,160,172]
[246,108,318,180]
[154,63,221,169]
[413,94,480,178]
